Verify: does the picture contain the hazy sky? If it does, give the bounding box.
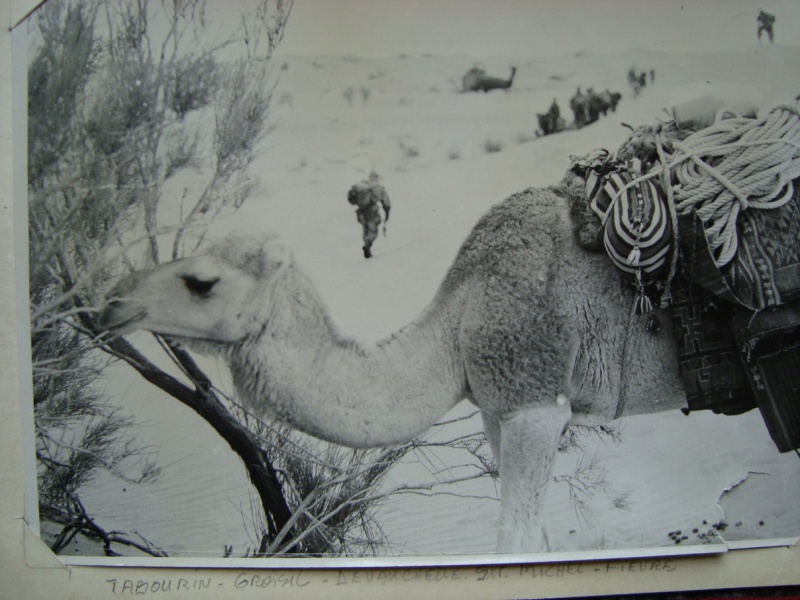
[273,0,800,58]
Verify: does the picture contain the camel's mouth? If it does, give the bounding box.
[98,302,147,334]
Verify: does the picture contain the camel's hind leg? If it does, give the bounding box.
[496,402,571,554]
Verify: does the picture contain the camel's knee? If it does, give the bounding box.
[499,402,571,474]
[480,398,571,471]
[498,403,571,510]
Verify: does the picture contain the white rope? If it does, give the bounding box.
[665,102,800,267]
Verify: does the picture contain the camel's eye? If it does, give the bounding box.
[181,275,219,296]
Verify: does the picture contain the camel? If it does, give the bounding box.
[570,87,590,128]
[537,99,567,136]
[100,186,689,554]
[462,66,516,93]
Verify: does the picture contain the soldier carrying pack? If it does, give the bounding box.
[348,172,391,259]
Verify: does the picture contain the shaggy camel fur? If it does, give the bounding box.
[100,187,687,553]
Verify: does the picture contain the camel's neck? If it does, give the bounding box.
[221,267,467,448]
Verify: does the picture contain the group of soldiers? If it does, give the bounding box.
[570,87,622,129]
[537,87,622,137]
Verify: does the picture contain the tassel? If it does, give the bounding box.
[627,246,641,266]
[645,312,661,334]
[635,293,653,315]
[633,269,660,334]
[634,269,653,315]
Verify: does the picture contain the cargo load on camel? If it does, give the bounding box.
[563,93,800,453]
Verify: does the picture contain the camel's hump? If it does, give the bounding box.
[441,187,569,290]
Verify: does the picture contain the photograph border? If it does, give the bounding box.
[2,0,799,597]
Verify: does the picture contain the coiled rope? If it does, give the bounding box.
[570,99,800,311]
[663,101,800,267]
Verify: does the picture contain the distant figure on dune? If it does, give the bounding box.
[586,88,604,123]
[570,87,590,128]
[627,67,647,97]
[757,10,775,43]
[347,172,391,259]
[604,89,622,113]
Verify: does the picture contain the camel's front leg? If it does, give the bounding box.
[496,402,571,554]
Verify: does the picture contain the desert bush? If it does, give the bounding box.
[554,425,630,528]
[398,140,420,158]
[278,92,294,108]
[515,131,536,144]
[343,86,354,106]
[165,53,219,120]
[163,128,201,179]
[27,0,298,558]
[484,138,504,153]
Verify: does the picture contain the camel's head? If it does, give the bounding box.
[99,233,291,343]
